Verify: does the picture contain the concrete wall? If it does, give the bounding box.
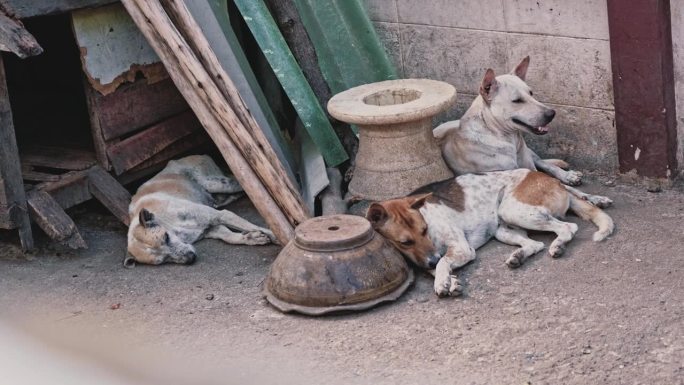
[365,0,617,172]
[672,2,684,170]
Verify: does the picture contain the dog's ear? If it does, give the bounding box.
[511,56,530,80]
[479,68,498,103]
[139,208,156,228]
[409,193,432,210]
[123,254,136,268]
[366,203,388,228]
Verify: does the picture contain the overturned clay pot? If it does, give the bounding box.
[264,214,413,316]
[328,79,456,201]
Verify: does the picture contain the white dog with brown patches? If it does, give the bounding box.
[366,169,613,297]
[125,155,274,266]
[434,56,612,208]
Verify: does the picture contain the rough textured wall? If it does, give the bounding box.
[672,2,684,170]
[364,0,617,173]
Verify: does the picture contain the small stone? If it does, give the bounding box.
[416,297,429,303]
[72,274,78,278]
[582,348,592,354]
[205,294,215,301]
[235,271,244,276]
[603,180,616,187]
[109,303,121,310]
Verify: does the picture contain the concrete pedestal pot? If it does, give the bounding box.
[328,79,456,201]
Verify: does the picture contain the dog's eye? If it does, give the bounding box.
[421,228,428,236]
[529,91,534,96]
[163,233,170,244]
[513,98,524,103]
[400,239,415,246]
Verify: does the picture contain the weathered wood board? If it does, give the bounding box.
[1,0,117,19]
[27,189,87,249]
[0,9,42,58]
[0,53,33,249]
[88,166,131,225]
[106,110,200,174]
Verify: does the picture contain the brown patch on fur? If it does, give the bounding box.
[412,179,465,212]
[513,171,568,213]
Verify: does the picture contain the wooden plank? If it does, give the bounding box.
[21,145,97,171]
[105,110,201,175]
[21,169,61,182]
[84,82,111,170]
[116,133,210,185]
[126,132,209,173]
[0,9,42,58]
[89,77,189,141]
[0,0,117,18]
[27,189,86,249]
[37,170,91,209]
[607,0,678,178]
[0,53,33,250]
[88,166,131,225]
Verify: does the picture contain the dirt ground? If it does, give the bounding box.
[1,176,682,385]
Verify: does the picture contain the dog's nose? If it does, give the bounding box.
[545,109,556,121]
[427,254,441,269]
[184,252,197,265]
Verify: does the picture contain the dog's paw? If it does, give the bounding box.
[434,275,463,297]
[448,275,464,296]
[564,170,583,186]
[505,249,525,268]
[587,194,613,208]
[243,230,271,245]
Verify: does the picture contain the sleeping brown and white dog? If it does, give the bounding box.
[434,56,612,208]
[125,155,274,266]
[366,169,613,297]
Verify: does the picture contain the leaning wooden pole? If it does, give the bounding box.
[121,0,310,227]
[121,0,296,243]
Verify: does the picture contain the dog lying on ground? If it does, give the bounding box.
[125,155,274,266]
[433,56,612,208]
[366,169,613,297]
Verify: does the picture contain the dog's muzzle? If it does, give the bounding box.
[183,252,197,265]
[427,254,442,269]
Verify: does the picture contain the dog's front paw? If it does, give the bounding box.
[587,194,613,208]
[243,230,271,245]
[564,170,583,186]
[505,249,525,268]
[434,274,463,297]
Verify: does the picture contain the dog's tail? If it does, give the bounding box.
[568,194,614,241]
[544,158,570,170]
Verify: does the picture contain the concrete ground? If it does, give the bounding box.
[0,176,682,385]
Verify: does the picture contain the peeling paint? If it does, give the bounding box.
[72,3,162,95]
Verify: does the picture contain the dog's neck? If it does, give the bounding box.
[464,97,515,137]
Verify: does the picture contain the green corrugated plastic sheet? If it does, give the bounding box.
[292,0,398,94]
[233,0,348,167]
